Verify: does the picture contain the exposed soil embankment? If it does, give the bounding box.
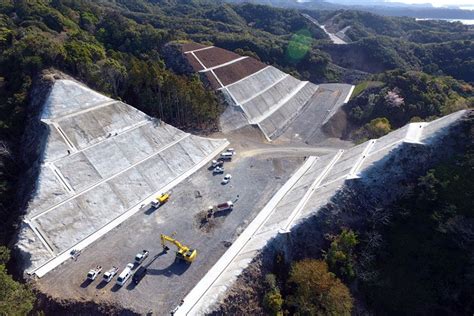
[213,111,473,314]
[34,291,139,316]
[11,71,65,276]
[321,43,388,74]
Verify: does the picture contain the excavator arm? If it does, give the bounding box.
[160,233,197,263]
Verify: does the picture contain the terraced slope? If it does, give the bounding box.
[17,79,228,276]
[181,44,353,142]
[175,109,468,315]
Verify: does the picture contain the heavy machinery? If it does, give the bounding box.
[160,233,197,263]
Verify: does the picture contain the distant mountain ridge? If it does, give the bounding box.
[226,0,474,19]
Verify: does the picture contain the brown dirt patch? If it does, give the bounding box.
[180,42,209,53]
[214,58,267,86]
[195,209,219,233]
[194,47,241,69]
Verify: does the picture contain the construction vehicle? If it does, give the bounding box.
[160,233,197,263]
[151,193,170,208]
[209,201,234,213]
[206,201,234,218]
[87,265,102,280]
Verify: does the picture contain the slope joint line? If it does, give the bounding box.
[53,123,77,151]
[284,150,344,231]
[223,86,240,108]
[183,46,214,54]
[368,139,405,157]
[31,140,230,277]
[210,69,224,89]
[47,120,151,164]
[257,123,272,142]
[31,134,191,221]
[219,66,271,90]
[343,85,355,104]
[25,220,55,256]
[347,140,376,179]
[405,122,428,143]
[239,74,290,105]
[198,56,248,72]
[52,100,117,122]
[48,163,75,194]
[176,157,318,316]
[190,51,207,70]
[250,81,308,125]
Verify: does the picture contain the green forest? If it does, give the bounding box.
[345,70,473,142]
[263,116,473,315]
[0,0,473,314]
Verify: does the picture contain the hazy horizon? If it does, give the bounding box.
[385,0,474,8]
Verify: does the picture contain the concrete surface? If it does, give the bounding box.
[35,141,304,314]
[225,67,287,104]
[175,110,467,315]
[188,45,354,144]
[17,79,228,276]
[258,82,319,140]
[278,84,355,144]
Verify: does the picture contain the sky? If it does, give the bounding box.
[385,0,474,8]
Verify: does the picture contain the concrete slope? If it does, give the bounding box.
[180,42,354,143]
[174,109,467,315]
[17,79,228,277]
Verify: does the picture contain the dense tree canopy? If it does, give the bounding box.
[288,259,353,316]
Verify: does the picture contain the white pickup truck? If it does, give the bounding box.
[103,266,119,282]
[134,250,149,265]
[87,265,102,280]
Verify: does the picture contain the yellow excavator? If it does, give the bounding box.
[160,233,197,263]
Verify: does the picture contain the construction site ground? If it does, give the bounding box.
[35,130,343,314]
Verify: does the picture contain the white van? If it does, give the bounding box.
[220,152,233,160]
[116,263,134,286]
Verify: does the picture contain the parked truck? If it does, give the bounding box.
[151,193,170,209]
[208,201,234,213]
[87,265,102,280]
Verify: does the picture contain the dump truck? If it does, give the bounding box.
[216,201,233,211]
[160,233,197,263]
[151,193,170,208]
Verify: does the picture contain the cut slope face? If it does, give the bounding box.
[181,43,353,142]
[17,79,228,276]
[175,109,468,315]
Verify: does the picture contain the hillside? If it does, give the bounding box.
[0,1,472,315]
[329,70,474,142]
